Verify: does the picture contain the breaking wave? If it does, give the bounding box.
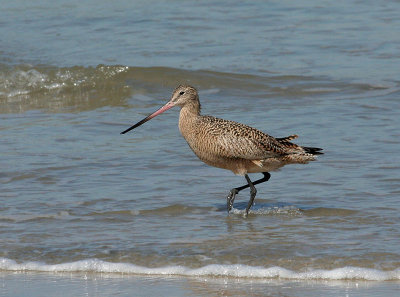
[2,63,395,114]
[1,258,399,281]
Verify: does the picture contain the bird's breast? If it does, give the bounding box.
[178,116,251,175]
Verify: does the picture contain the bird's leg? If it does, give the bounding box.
[236,172,271,193]
[244,174,257,217]
[227,172,270,213]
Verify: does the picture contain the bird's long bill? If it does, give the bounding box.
[120,101,174,134]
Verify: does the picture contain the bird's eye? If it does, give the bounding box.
[179,91,185,95]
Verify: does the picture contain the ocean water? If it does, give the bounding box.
[1,0,400,296]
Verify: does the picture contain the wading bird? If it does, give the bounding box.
[121,85,322,216]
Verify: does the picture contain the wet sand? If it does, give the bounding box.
[2,272,400,297]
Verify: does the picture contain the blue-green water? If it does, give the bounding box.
[1,1,400,296]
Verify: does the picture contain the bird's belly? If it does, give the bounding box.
[184,138,286,175]
[193,151,273,175]
[194,151,288,175]
[197,155,250,175]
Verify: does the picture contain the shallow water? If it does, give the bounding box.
[1,0,400,296]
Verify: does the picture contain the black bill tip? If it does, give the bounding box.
[120,117,150,134]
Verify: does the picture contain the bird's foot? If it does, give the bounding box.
[227,188,238,213]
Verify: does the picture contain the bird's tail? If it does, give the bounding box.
[303,146,324,155]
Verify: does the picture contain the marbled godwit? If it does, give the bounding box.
[121,85,323,216]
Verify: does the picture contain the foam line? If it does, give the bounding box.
[1,258,399,281]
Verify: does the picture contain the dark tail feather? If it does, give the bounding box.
[303,146,324,155]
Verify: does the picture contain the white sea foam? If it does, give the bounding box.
[1,258,399,281]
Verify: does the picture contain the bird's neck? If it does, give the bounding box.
[180,100,201,116]
[178,102,201,138]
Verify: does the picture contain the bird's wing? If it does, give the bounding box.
[202,116,289,160]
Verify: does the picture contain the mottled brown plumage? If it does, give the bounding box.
[174,85,320,175]
[121,85,323,216]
